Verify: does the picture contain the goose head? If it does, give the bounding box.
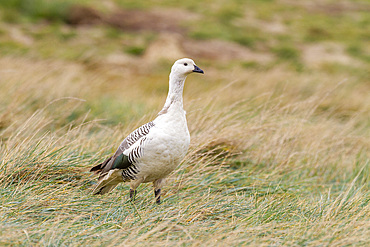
[170,58,204,78]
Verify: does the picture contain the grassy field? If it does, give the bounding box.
[0,0,369,246]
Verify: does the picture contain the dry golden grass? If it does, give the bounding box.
[0,53,369,246]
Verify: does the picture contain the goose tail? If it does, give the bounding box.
[92,169,122,195]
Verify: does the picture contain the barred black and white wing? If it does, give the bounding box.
[115,121,154,155]
[90,121,154,194]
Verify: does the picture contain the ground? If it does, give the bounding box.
[0,0,369,246]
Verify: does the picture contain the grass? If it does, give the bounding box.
[0,57,368,245]
[0,0,369,246]
[0,0,75,22]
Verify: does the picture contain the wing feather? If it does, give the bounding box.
[90,121,154,181]
[114,121,154,155]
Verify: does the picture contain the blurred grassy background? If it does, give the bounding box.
[0,0,369,246]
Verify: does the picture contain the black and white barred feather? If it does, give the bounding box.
[122,137,147,180]
[122,163,139,181]
[116,121,155,153]
[128,137,146,164]
[90,121,154,181]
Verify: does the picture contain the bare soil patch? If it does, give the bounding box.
[66,5,199,34]
[301,42,360,67]
[280,0,370,15]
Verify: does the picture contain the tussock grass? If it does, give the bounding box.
[0,56,369,245]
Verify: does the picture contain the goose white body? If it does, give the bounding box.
[90,58,203,203]
[134,103,190,183]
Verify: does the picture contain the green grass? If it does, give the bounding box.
[124,45,146,56]
[1,0,369,66]
[0,0,75,22]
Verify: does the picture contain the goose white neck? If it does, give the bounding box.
[158,73,187,115]
[168,73,187,101]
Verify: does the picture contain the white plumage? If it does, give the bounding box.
[90,58,204,203]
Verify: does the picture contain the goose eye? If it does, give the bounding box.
[184,63,188,66]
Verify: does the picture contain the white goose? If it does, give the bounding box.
[90,58,204,204]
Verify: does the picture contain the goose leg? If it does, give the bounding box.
[153,178,165,204]
[129,189,136,201]
[154,189,161,204]
[129,179,142,202]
